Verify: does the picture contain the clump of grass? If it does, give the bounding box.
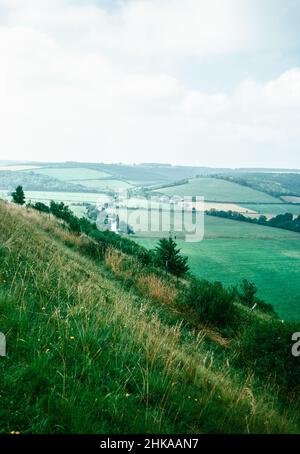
[136,274,177,305]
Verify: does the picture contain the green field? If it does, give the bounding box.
[24,167,112,181]
[217,172,300,198]
[71,179,133,191]
[156,178,281,203]
[241,203,300,217]
[134,215,300,320]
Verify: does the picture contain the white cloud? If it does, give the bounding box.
[0,0,299,167]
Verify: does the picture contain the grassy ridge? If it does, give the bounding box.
[0,200,299,434]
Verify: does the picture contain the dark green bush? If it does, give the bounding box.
[182,278,236,326]
[29,202,50,213]
[238,279,278,317]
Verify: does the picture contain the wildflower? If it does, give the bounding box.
[70,336,75,340]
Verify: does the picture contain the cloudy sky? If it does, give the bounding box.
[0,0,300,168]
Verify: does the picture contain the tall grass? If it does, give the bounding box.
[0,200,299,434]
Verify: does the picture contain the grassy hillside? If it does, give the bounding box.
[24,167,112,181]
[21,163,217,186]
[156,178,280,203]
[0,200,299,434]
[71,179,134,191]
[0,171,94,193]
[216,173,300,198]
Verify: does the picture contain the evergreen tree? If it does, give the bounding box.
[155,237,189,278]
[12,185,25,205]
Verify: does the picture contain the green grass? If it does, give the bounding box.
[134,215,300,321]
[156,178,281,203]
[0,201,299,434]
[217,172,300,198]
[23,167,112,181]
[241,203,300,217]
[71,179,133,191]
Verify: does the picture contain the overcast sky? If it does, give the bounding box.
[0,0,300,168]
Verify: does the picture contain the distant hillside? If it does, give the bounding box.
[155,177,280,203]
[0,199,299,434]
[0,171,100,193]
[7,162,230,184]
[214,173,300,198]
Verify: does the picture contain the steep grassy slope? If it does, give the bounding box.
[0,200,299,434]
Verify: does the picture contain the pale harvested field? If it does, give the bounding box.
[180,201,258,214]
[0,165,39,171]
[281,196,300,203]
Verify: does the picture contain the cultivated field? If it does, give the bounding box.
[241,203,300,217]
[281,196,300,203]
[0,165,39,171]
[24,167,112,181]
[71,179,134,191]
[134,215,300,321]
[156,177,281,203]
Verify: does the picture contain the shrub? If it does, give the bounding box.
[182,278,236,326]
[238,279,278,317]
[29,202,50,213]
[238,279,257,307]
[136,274,177,305]
[49,201,81,234]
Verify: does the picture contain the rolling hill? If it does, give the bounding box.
[155,177,281,203]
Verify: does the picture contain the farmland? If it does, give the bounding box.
[71,179,134,191]
[214,172,300,198]
[134,215,300,321]
[25,166,112,181]
[241,203,300,217]
[156,177,281,203]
